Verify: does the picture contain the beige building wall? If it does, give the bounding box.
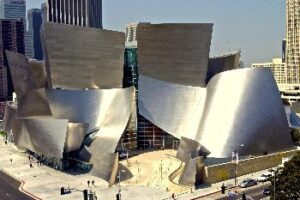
[252,58,286,85]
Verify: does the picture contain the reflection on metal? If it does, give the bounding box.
[64,123,89,152]
[139,68,294,158]
[139,74,206,139]
[178,157,204,186]
[285,106,300,129]
[137,23,213,87]
[197,68,293,157]
[176,137,201,163]
[42,22,125,89]
[17,89,52,117]
[2,102,17,133]
[12,117,68,158]
[79,146,119,183]
[47,87,134,133]
[206,50,241,83]
[5,51,37,98]
[28,60,46,89]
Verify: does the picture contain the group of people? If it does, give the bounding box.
[87,180,95,187]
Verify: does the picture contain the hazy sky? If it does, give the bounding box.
[27,0,285,67]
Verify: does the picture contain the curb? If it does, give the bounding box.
[190,186,237,200]
[1,169,42,200]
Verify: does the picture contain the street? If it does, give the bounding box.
[216,183,271,200]
[0,171,34,200]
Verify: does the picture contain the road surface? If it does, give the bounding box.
[0,171,34,200]
[216,183,271,200]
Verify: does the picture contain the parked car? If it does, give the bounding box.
[263,188,271,195]
[238,178,257,188]
[257,173,272,182]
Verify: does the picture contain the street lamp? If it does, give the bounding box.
[232,144,244,185]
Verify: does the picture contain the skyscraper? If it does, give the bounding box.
[0,0,32,58]
[27,9,43,60]
[46,0,102,28]
[0,0,26,24]
[0,19,24,100]
[41,3,47,24]
[286,0,300,84]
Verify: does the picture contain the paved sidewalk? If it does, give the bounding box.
[0,139,171,200]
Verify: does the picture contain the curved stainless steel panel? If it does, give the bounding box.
[17,89,52,117]
[46,87,134,133]
[64,123,89,152]
[137,23,213,87]
[2,102,17,133]
[197,68,293,157]
[206,50,241,83]
[5,51,36,98]
[42,22,125,89]
[28,60,46,89]
[176,137,201,163]
[285,106,300,129]
[138,74,206,139]
[12,117,68,158]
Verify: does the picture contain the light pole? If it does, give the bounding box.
[232,144,244,185]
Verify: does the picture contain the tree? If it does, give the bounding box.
[270,152,300,200]
[290,129,300,145]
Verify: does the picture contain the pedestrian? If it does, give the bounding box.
[171,193,176,199]
[92,180,95,186]
[28,155,30,161]
[10,158,12,164]
[87,180,90,187]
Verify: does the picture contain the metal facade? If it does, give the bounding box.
[137,23,213,87]
[42,22,124,89]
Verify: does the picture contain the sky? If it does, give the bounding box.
[27,0,286,67]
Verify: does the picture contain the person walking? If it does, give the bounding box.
[87,180,90,187]
[92,180,95,186]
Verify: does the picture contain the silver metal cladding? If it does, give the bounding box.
[197,68,293,157]
[46,87,134,134]
[12,117,69,158]
[64,123,89,152]
[137,23,213,87]
[206,50,241,83]
[42,22,125,89]
[138,74,206,140]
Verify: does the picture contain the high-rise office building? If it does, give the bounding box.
[0,19,24,100]
[0,0,26,23]
[0,0,32,58]
[27,9,43,60]
[46,0,102,28]
[286,0,300,83]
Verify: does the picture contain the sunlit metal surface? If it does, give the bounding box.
[137,23,213,87]
[139,68,293,158]
[46,87,134,133]
[197,68,293,157]
[42,22,125,89]
[28,59,46,89]
[285,106,300,129]
[5,51,37,98]
[17,89,52,117]
[64,123,89,152]
[139,74,206,139]
[176,137,201,163]
[2,102,17,133]
[206,50,241,83]
[12,117,68,158]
